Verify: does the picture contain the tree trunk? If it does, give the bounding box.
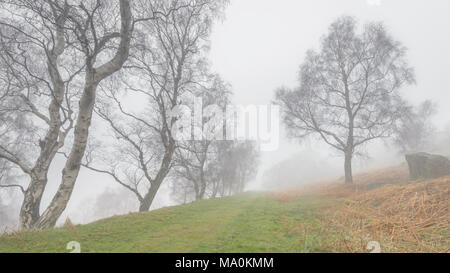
[139,184,161,212]
[19,175,47,229]
[211,180,219,198]
[32,0,133,229]
[36,81,98,229]
[198,174,206,200]
[139,142,174,212]
[19,40,66,229]
[344,151,353,184]
[20,87,66,229]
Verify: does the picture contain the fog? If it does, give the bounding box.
[1,0,450,229]
[209,0,450,191]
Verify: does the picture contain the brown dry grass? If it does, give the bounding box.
[271,163,410,201]
[326,177,449,252]
[271,163,450,253]
[63,217,75,229]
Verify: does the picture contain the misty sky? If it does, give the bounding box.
[24,0,450,225]
[208,0,450,187]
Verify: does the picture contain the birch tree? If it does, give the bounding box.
[0,0,133,229]
[393,100,437,154]
[172,140,260,202]
[82,0,228,212]
[172,73,231,201]
[275,16,415,183]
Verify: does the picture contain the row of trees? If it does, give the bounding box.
[0,0,259,230]
[275,16,434,183]
[172,140,259,203]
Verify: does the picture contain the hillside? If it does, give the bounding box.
[0,164,448,253]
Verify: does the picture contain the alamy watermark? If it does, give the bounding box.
[170,94,280,152]
[67,241,81,253]
[366,241,382,253]
[367,0,382,6]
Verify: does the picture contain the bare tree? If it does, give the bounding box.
[275,16,415,183]
[218,141,260,195]
[172,73,231,201]
[0,0,133,229]
[173,140,260,202]
[393,100,437,154]
[174,140,215,201]
[82,0,228,212]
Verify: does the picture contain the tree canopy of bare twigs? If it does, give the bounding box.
[393,100,437,154]
[82,0,228,212]
[0,0,134,229]
[275,16,415,183]
[172,140,260,203]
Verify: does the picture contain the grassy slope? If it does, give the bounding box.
[1,168,448,253]
[0,193,348,253]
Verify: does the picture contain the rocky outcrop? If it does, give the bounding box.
[405,153,450,180]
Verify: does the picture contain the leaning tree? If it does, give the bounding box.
[275,16,415,183]
[82,0,228,212]
[0,0,133,229]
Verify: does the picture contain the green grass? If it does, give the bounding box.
[0,192,346,253]
[3,191,445,253]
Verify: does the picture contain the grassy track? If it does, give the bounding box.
[1,184,447,253]
[0,193,345,253]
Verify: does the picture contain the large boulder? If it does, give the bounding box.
[405,152,450,180]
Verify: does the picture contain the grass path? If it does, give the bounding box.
[0,193,342,253]
[4,188,444,253]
